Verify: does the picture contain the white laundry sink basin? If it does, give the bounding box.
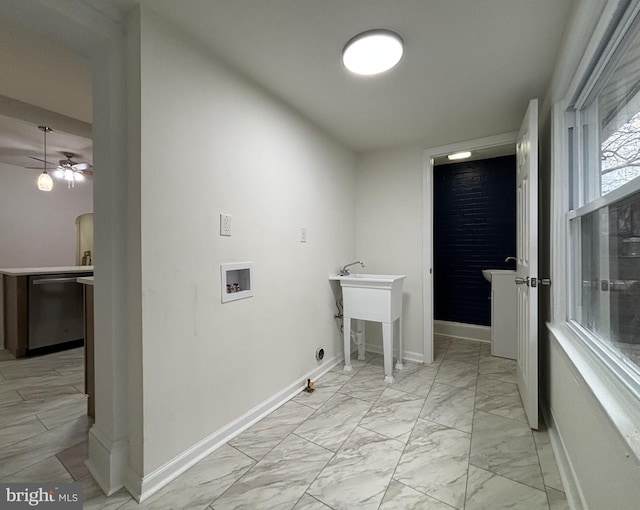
[329,274,406,321]
[330,273,406,383]
[329,274,406,284]
[482,269,516,282]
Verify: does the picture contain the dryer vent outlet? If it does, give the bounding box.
[315,348,325,361]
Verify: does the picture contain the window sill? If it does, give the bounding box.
[547,322,640,462]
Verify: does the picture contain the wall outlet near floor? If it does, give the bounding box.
[300,227,307,243]
[220,213,232,236]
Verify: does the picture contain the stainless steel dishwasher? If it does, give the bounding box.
[28,272,92,349]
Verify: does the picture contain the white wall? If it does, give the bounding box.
[355,145,424,359]
[540,1,640,508]
[137,6,356,474]
[0,162,93,268]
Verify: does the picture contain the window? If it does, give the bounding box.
[569,5,640,380]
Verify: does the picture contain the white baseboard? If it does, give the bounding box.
[434,320,490,343]
[126,352,343,503]
[86,425,129,496]
[541,401,585,510]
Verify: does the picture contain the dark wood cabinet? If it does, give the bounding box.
[3,275,29,358]
[83,283,95,418]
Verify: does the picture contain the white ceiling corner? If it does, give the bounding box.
[145,0,574,153]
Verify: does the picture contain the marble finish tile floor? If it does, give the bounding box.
[1,338,569,509]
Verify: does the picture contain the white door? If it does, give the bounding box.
[516,98,539,430]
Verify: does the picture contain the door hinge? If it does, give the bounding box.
[515,277,551,287]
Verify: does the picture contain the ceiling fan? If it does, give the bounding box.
[27,152,93,187]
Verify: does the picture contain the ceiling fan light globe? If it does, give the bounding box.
[63,168,75,181]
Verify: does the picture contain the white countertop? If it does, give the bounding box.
[77,276,94,286]
[0,266,94,276]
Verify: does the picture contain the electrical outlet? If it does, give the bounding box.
[220,213,232,236]
[300,227,307,243]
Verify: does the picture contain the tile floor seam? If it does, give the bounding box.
[544,486,553,510]
[386,416,419,503]
[289,432,338,456]
[225,441,264,464]
[294,491,338,510]
[385,394,460,509]
[291,438,342,510]
[204,455,259,510]
[467,460,547,495]
[468,462,549,495]
[391,470,458,509]
[305,360,403,510]
[289,431,338,508]
[532,427,562,497]
[462,353,481,510]
[474,408,533,426]
[54,452,77,482]
[294,396,326,410]
[334,389,380,406]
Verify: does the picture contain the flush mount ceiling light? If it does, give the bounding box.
[448,151,472,161]
[342,29,404,75]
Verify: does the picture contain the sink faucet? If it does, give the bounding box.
[340,260,365,276]
[505,256,517,265]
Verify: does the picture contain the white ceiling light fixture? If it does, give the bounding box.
[36,126,53,192]
[448,151,472,161]
[342,29,404,76]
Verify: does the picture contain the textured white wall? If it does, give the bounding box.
[138,7,356,473]
[0,162,93,267]
[355,145,424,358]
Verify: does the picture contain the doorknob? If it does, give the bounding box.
[515,277,528,285]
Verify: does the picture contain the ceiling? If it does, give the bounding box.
[140,0,574,152]
[0,114,92,171]
[0,15,92,124]
[0,15,93,172]
[0,0,574,161]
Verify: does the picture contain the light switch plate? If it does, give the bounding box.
[220,213,232,236]
[300,227,307,243]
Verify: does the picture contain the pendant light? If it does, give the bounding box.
[37,126,53,192]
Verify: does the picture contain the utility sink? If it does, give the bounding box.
[330,273,406,383]
[482,269,516,282]
[329,274,406,283]
[329,274,406,321]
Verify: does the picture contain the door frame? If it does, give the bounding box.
[422,131,518,363]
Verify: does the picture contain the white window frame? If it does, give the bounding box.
[550,0,640,461]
